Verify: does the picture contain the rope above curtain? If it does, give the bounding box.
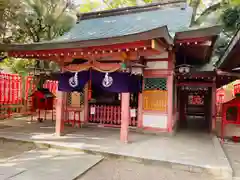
[64,61,121,73]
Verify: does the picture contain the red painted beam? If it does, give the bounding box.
[9,40,152,58]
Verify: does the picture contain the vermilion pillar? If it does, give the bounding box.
[211,84,216,131]
[84,83,89,123]
[167,73,173,133]
[137,92,143,128]
[120,92,130,143]
[55,90,66,136]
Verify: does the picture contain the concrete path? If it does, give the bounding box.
[0,120,233,179]
[0,149,103,180]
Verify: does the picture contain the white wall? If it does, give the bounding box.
[143,113,168,129]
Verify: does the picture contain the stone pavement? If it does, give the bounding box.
[223,142,240,180]
[0,119,233,179]
[0,149,103,180]
[78,159,215,180]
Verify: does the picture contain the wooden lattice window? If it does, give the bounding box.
[66,87,85,107]
[143,77,168,112]
[67,92,72,106]
[144,78,167,90]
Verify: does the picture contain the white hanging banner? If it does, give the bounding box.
[90,107,96,115]
[130,109,136,117]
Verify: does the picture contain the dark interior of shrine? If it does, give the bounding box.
[88,84,138,107]
[177,86,212,132]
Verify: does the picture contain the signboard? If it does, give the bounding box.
[143,90,168,112]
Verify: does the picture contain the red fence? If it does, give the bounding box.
[89,105,137,127]
[0,73,58,119]
[0,73,23,119]
[0,73,22,104]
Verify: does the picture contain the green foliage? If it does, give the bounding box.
[79,0,150,12]
[103,0,138,9]
[221,6,240,32]
[0,57,35,76]
[11,0,77,42]
[187,0,240,57]
[0,0,76,76]
[231,0,240,6]
[79,0,102,13]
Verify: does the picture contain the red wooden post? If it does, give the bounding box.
[3,73,6,104]
[211,84,216,131]
[120,93,130,143]
[167,74,173,133]
[84,83,89,123]
[8,74,11,104]
[221,104,226,142]
[137,92,143,128]
[103,105,106,124]
[118,106,121,125]
[110,106,113,124]
[55,90,66,136]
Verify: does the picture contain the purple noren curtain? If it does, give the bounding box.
[58,71,89,92]
[58,70,142,93]
[91,70,142,93]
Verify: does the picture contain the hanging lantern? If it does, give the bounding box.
[121,62,127,70]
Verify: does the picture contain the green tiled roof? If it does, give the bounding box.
[54,6,193,42]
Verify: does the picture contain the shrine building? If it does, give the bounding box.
[1,1,223,142]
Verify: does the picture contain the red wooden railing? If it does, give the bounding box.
[88,104,137,127]
[64,107,82,127]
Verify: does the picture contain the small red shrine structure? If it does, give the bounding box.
[221,96,240,140]
[30,88,55,122]
[31,88,55,110]
[0,1,223,142]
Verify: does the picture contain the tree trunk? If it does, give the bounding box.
[189,0,201,26]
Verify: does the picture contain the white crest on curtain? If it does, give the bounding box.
[102,73,113,87]
[69,72,78,87]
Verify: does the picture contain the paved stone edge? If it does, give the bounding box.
[212,135,233,180]
[0,137,104,180]
[72,157,104,180]
[0,135,227,177]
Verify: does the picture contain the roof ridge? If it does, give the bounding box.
[77,0,187,21]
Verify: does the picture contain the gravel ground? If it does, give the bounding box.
[78,159,214,180]
[0,138,36,159]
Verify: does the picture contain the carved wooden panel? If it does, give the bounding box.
[143,90,168,112]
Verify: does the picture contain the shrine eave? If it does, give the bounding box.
[174,26,221,43]
[4,26,172,60]
[216,28,240,71]
[174,26,222,65]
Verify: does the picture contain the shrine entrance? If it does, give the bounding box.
[177,85,212,132]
